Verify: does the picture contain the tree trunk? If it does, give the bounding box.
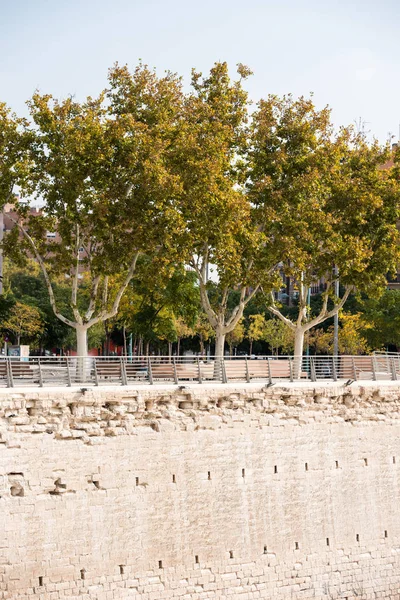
[214,328,225,381]
[199,336,205,356]
[215,329,225,357]
[177,337,181,357]
[249,339,253,355]
[145,341,150,357]
[293,327,305,379]
[76,326,88,357]
[168,341,172,362]
[76,326,88,382]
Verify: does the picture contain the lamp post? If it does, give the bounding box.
[333,267,339,356]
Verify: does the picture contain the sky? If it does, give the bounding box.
[1,0,400,142]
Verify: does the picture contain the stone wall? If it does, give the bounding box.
[2,382,400,599]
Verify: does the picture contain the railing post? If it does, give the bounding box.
[391,356,397,381]
[66,357,72,387]
[245,357,250,383]
[371,356,377,381]
[289,357,294,382]
[310,357,316,382]
[197,357,202,384]
[121,357,127,386]
[332,357,337,382]
[222,358,228,384]
[38,358,43,387]
[148,357,153,385]
[352,356,357,381]
[173,357,179,385]
[6,358,13,388]
[93,358,99,386]
[267,357,272,385]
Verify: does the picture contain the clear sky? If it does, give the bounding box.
[1,0,399,142]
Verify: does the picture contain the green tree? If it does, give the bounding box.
[247,313,267,355]
[116,265,200,356]
[175,316,194,356]
[6,64,184,358]
[308,313,371,355]
[2,301,44,345]
[263,319,294,355]
[175,62,266,359]
[194,313,215,356]
[0,104,31,294]
[226,318,245,356]
[249,95,400,373]
[7,267,73,351]
[359,290,400,350]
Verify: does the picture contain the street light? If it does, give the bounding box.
[333,266,339,356]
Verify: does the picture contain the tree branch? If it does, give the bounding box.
[86,252,140,327]
[191,254,218,328]
[267,291,296,331]
[225,284,260,330]
[84,275,100,321]
[71,224,82,325]
[9,216,77,329]
[101,275,109,311]
[304,285,353,331]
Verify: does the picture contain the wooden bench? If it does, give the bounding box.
[338,356,373,380]
[151,362,215,381]
[125,363,148,381]
[338,356,394,380]
[224,359,307,380]
[0,362,8,383]
[7,362,39,385]
[95,362,123,381]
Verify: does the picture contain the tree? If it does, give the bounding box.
[337,313,371,355]
[194,313,214,356]
[175,316,194,356]
[0,104,30,294]
[7,265,74,351]
[263,319,294,355]
[308,313,371,355]
[226,318,245,356]
[360,290,400,350]
[6,64,184,359]
[247,313,266,354]
[174,62,268,360]
[115,264,200,356]
[249,95,400,374]
[2,301,44,345]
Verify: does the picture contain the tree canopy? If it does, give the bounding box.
[2,62,400,362]
[248,94,400,369]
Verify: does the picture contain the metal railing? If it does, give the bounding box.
[0,354,399,387]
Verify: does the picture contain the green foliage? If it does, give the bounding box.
[4,65,187,355]
[2,62,400,358]
[226,319,245,355]
[359,290,400,349]
[263,319,294,355]
[7,268,73,349]
[174,62,266,345]
[116,264,200,346]
[248,94,400,355]
[2,301,44,345]
[0,103,30,206]
[308,313,371,355]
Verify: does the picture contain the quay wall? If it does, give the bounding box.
[1,382,400,599]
